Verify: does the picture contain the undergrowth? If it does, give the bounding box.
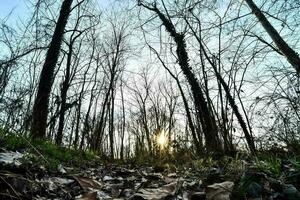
[1,127,300,178]
[0,129,99,170]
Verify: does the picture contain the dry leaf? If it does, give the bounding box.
[206,181,234,200]
[73,176,102,190]
[130,181,179,200]
[77,191,97,200]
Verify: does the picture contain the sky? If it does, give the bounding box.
[0,0,26,19]
[0,0,112,22]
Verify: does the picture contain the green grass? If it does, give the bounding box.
[289,157,300,172]
[253,154,282,177]
[0,129,100,170]
[2,127,300,176]
[0,129,29,150]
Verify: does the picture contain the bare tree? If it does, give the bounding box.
[91,18,129,157]
[245,0,300,74]
[148,45,203,154]
[56,1,99,145]
[31,0,73,139]
[138,1,222,153]
[184,14,256,154]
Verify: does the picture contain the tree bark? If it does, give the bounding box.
[31,0,73,139]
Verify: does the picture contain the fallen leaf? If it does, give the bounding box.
[38,177,74,191]
[103,175,114,181]
[206,181,234,200]
[0,151,23,166]
[190,191,206,200]
[130,181,179,200]
[73,176,102,190]
[76,191,97,200]
[58,164,67,174]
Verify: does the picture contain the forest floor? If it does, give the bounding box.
[1,133,300,199]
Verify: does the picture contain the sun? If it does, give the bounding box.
[156,130,168,149]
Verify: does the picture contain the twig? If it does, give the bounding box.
[0,176,22,200]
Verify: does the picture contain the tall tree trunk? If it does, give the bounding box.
[214,66,256,153]
[74,46,96,148]
[120,80,126,160]
[31,0,73,139]
[149,46,202,154]
[139,3,222,153]
[91,82,112,150]
[185,17,256,154]
[56,43,73,145]
[245,0,300,74]
[109,86,115,159]
[79,91,93,149]
[142,103,152,153]
[68,113,76,148]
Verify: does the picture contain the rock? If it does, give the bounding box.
[283,184,300,200]
[247,181,262,198]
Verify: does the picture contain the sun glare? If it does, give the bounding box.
[156,131,168,149]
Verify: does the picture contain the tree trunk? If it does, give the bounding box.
[185,17,256,154]
[149,46,202,154]
[120,80,126,160]
[56,43,73,145]
[74,46,96,148]
[91,82,112,150]
[109,86,115,159]
[139,3,222,153]
[31,0,73,139]
[245,0,300,74]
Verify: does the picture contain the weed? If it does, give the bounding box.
[253,156,282,177]
[0,129,28,150]
[289,158,300,172]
